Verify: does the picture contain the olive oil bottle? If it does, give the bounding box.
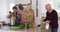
[41,22,46,29]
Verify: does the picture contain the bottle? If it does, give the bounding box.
[41,22,46,29]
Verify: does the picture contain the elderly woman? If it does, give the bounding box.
[25,4,35,28]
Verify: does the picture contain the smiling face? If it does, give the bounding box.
[12,6,17,12]
[26,4,32,11]
[13,9,17,12]
[45,4,52,12]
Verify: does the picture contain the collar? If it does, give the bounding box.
[49,9,53,13]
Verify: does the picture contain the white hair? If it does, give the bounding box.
[45,4,52,8]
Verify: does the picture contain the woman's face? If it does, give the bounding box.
[27,5,32,9]
[13,9,17,12]
[28,5,32,9]
[25,4,32,12]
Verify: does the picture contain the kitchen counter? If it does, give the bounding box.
[0,26,51,32]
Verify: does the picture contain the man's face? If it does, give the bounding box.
[45,5,51,12]
[13,9,17,12]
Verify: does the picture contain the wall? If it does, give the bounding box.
[0,0,15,23]
[0,0,9,23]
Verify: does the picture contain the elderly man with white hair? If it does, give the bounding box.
[44,4,58,32]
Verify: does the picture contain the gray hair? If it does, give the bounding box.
[45,4,51,7]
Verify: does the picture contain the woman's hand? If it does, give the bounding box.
[7,14,12,18]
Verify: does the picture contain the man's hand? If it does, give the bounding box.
[45,20,50,24]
